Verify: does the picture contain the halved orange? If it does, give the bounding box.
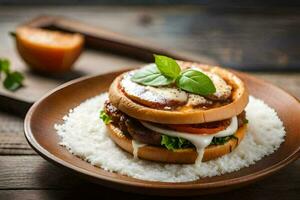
[15,27,84,73]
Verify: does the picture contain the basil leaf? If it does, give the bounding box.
[3,72,24,91]
[176,69,216,95]
[131,64,173,86]
[0,58,25,91]
[154,54,181,79]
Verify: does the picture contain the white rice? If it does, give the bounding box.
[55,93,285,182]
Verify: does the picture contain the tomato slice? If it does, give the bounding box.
[167,125,223,134]
[167,119,231,134]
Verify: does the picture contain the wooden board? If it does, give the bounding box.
[0,15,216,115]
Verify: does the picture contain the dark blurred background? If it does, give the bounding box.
[1,0,300,71]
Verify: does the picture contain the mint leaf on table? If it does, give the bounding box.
[3,72,24,91]
[131,64,173,86]
[176,69,216,95]
[0,58,25,92]
[154,54,181,79]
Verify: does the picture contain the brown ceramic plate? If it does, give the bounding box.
[24,69,300,196]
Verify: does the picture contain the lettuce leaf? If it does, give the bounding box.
[161,134,238,151]
[99,110,112,124]
[210,135,238,145]
[161,135,193,151]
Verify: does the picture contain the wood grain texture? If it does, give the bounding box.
[0,156,299,199]
[1,5,300,70]
[24,15,214,64]
[0,132,35,155]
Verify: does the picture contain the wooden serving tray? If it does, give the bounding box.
[0,15,215,116]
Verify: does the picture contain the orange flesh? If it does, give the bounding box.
[15,27,84,73]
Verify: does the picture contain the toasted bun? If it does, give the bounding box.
[106,123,247,164]
[109,62,249,124]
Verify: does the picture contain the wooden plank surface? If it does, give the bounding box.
[0,157,299,199]
[0,5,299,199]
[1,5,300,70]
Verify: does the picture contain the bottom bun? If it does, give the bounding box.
[107,123,247,164]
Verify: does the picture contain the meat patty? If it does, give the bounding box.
[125,119,162,145]
[104,101,247,146]
[104,100,128,134]
[105,101,161,145]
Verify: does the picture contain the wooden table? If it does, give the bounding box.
[0,5,299,199]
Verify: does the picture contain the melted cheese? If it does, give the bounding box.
[141,117,238,163]
[121,64,232,109]
[131,140,146,159]
[187,94,212,106]
[121,72,188,106]
[206,72,232,100]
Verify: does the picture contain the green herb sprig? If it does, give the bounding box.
[0,59,24,91]
[131,55,216,96]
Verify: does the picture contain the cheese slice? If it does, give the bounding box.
[141,117,238,163]
[120,64,232,110]
[121,71,188,108]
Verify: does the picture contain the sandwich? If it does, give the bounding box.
[100,55,249,164]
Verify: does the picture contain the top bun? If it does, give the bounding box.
[109,61,249,124]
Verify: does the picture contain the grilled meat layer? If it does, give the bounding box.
[104,101,246,146]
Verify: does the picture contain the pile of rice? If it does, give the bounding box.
[55,93,285,182]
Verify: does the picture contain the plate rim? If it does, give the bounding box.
[24,69,300,191]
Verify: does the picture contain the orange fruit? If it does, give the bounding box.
[15,27,84,73]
